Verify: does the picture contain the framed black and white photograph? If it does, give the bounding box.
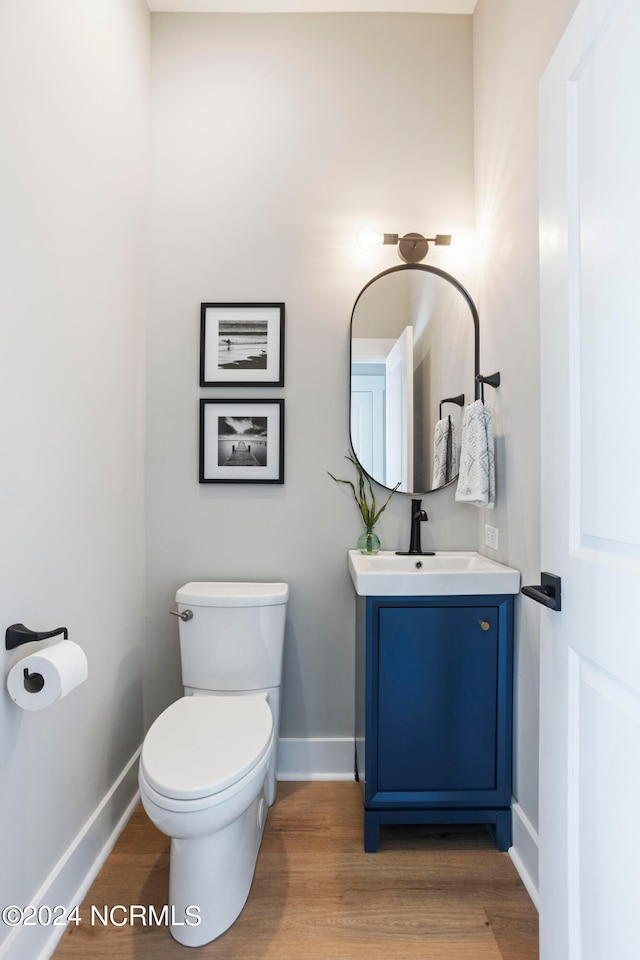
[199,399,285,484]
[200,302,285,387]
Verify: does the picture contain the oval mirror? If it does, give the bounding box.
[350,264,479,495]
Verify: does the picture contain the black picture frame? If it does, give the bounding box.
[199,399,285,484]
[200,302,285,387]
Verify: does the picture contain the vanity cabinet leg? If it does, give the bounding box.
[491,811,512,851]
[364,813,380,853]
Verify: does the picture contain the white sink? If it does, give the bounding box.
[348,550,520,596]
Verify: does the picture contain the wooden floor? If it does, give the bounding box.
[53,782,538,960]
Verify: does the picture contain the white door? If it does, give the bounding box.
[351,373,385,480]
[385,326,414,490]
[538,1,640,958]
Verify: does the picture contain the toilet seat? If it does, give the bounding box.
[140,695,273,802]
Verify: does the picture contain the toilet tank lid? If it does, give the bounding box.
[176,581,289,607]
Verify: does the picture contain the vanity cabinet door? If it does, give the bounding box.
[376,605,498,794]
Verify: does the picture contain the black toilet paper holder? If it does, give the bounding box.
[5,623,69,651]
[22,667,45,693]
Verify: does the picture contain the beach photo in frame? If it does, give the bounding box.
[199,399,285,484]
[200,302,285,387]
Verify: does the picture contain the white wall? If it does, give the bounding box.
[0,2,149,956]
[146,13,478,762]
[473,0,580,898]
[0,2,579,936]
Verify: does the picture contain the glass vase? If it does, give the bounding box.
[358,526,380,555]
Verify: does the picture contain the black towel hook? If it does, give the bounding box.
[438,393,465,420]
[476,371,501,402]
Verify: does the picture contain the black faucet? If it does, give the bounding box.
[396,498,435,556]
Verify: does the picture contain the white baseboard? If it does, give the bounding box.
[277,737,355,781]
[509,800,540,910]
[0,748,141,960]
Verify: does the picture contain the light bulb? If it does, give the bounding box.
[356,228,384,249]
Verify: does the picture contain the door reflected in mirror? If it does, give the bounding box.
[350,264,479,495]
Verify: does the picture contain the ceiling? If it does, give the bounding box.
[147,1,477,13]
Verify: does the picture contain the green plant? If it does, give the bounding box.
[328,454,399,528]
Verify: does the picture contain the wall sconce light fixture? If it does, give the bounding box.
[384,231,452,263]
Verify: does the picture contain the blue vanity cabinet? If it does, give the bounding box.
[354,594,514,853]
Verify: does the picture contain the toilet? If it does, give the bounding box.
[138,581,289,948]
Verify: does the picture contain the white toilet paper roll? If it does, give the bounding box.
[7,640,88,711]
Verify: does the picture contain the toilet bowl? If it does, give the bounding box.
[139,581,288,947]
[139,694,275,947]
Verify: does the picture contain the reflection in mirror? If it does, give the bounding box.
[350,265,479,495]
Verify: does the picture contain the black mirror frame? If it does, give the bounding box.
[349,262,480,495]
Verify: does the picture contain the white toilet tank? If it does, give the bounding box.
[175,582,288,692]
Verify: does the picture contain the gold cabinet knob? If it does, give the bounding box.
[479,620,491,631]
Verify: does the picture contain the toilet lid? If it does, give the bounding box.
[175,582,289,607]
[141,696,273,801]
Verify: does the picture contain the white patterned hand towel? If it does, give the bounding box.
[455,400,495,507]
[432,416,457,488]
